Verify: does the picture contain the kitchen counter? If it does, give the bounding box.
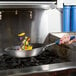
[0,62,76,76]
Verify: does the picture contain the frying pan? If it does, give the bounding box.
[4,43,44,58]
[4,36,75,58]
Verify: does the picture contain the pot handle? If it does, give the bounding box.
[38,36,76,55]
[42,36,76,51]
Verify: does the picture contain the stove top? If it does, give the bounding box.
[0,49,69,70]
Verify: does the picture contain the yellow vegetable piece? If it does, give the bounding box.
[27,46,32,50]
[18,32,25,36]
[25,41,29,45]
[21,46,25,50]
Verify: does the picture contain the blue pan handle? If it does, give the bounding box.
[55,36,76,44]
[70,36,75,40]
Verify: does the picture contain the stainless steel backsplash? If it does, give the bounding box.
[0,9,49,48]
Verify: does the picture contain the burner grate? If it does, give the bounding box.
[0,50,68,70]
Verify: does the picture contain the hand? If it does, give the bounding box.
[59,35,76,45]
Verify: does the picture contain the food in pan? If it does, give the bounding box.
[21,37,32,50]
[18,32,25,36]
[18,32,32,51]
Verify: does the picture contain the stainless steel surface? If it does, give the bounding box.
[0,1,56,9]
[0,9,49,48]
[4,42,56,58]
[4,44,43,58]
[0,9,61,48]
[38,42,56,55]
[0,62,75,76]
[45,42,56,47]
[0,3,62,48]
[0,8,63,48]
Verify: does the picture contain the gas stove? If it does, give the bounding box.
[0,49,75,76]
[0,49,68,70]
[0,46,76,76]
[0,33,76,76]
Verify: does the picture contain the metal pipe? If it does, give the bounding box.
[63,5,71,32]
[71,6,76,32]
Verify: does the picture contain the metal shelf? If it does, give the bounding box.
[0,1,56,9]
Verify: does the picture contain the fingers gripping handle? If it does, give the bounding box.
[55,36,76,45]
